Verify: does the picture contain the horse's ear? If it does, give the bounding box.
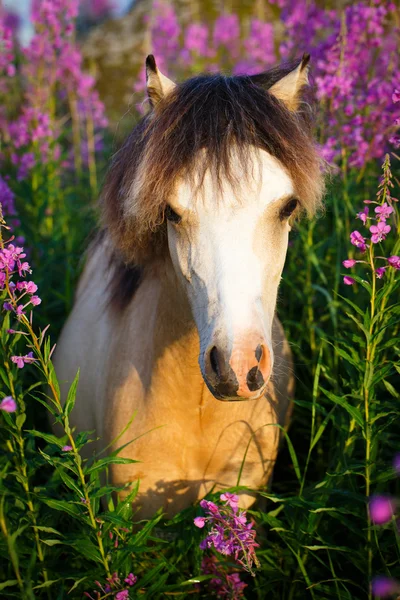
[146,55,176,107]
[264,54,310,112]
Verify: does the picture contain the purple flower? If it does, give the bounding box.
[387,256,400,269]
[196,495,259,573]
[115,591,129,600]
[194,516,206,528]
[62,445,73,452]
[369,495,396,525]
[370,221,391,244]
[124,573,137,586]
[393,89,400,103]
[371,575,400,597]
[356,206,369,224]
[0,396,17,413]
[11,351,35,369]
[343,276,355,285]
[343,259,357,268]
[350,231,367,252]
[220,492,239,510]
[375,203,394,221]
[375,267,386,279]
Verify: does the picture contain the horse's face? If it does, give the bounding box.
[166,149,297,401]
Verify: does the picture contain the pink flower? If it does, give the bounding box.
[393,89,400,103]
[375,267,386,279]
[115,591,129,600]
[62,445,72,451]
[11,351,36,369]
[0,396,17,413]
[369,495,396,525]
[350,231,367,251]
[372,576,400,597]
[220,492,239,510]
[194,516,206,528]
[356,206,369,224]
[124,573,137,586]
[342,259,356,268]
[343,276,355,285]
[388,255,400,269]
[30,295,41,306]
[369,221,391,244]
[375,202,394,221]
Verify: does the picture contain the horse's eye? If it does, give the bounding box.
[280,198,298,220]
[165,205,182,224]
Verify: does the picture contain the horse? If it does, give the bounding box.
[53,54,324,518]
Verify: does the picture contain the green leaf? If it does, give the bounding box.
[16,413,26,430]
[40,498,83,519]
[34,526,62,535]
[382,379,399,398]
[86,456,139,475]
[57,467,83,497]
[47,361,60,402]
[68,577,88,594]
[64,369,80,417]
[27,429,63,447]
[41,539,64,546]
[33,579,62,589]
[320,388,364,428]
[304,545,351,552]
[0,580,19,591]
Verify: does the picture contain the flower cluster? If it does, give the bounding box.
[273,0,400,167]
[84,571,137,599]
[134,1,400,169]
[194,492,259,575]
[133,6,276,101]
[342,155,399,286]
[0,237,41,316]
[369,455,400,598]
[0,0,108,199]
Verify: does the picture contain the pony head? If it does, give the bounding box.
[101,56,325,400]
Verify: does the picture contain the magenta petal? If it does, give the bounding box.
[194,516,206,528]
[0,396,17,413]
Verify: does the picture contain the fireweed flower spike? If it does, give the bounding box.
[0,395,17,412]
[194,494,259,575]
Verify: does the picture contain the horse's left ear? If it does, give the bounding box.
[146,55,176,107]
[267,54,310,111]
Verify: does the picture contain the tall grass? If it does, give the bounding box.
[0,1,399,598]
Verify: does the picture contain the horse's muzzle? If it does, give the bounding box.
[203,340,272,401]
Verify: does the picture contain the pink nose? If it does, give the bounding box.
[229,341,271,398]
[205,338,271,400]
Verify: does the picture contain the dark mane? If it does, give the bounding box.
[99,59,325,308]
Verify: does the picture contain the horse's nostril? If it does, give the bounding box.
[209,346,220,378]
[246,366,265,392]
[255,344,263,362]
